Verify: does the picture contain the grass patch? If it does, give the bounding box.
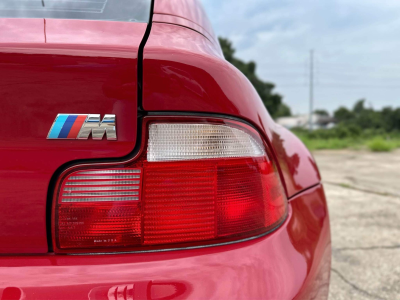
[293,130,400,152]
[367,137,399,152]
[300,137,358,151]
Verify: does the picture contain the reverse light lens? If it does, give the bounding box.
[54,119,287,252]
[148,123,265,161]
[61,169,142,202]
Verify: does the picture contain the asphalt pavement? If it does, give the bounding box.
[313,150,400,300]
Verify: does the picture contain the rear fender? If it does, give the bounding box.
[142,23,320,198]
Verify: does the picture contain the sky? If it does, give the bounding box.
[202,0,400,114]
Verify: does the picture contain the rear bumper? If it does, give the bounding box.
[0,185,330,300]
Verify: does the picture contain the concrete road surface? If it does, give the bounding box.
[313,150,400,300]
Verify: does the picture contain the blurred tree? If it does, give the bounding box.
[219,37,288,118]
[333,99,398,133]
[275,103,292,118]
[353,99,366,115]
[381,107,400,131]
[350,99,383,130]
[219,37,235,62]
[357,109,383,130]
[314,109,330,116]
[392,108,400,131]
[334,107,354,122]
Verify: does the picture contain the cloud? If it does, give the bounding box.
[202,0,400,114]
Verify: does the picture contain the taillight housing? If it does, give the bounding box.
[52,117,288,253]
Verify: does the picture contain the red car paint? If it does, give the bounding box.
[0,185,330,300]
[0,0,331,299]
[0,19,145,253]
[154,0,217,44]
[151,0,321,197]
[142,22,321,198]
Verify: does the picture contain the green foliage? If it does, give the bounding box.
[380,107,400,132]
[353,99,366,115]
[219,37,235,62]
[293,128,359,150]
[292,127,400,152]
[315,99,400,152]
[301,123,362,140]
[314,109,329,116]
[294,133,400,152]
[301,137,359,151]
[275,103,292,118]
[367,138,393,152]
[345,123,363,137]
[332,99,400,132]
[219,37,289,118]
[334,107,354,122]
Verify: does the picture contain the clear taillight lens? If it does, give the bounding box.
[147,123,265,161]
[53,118,287,253]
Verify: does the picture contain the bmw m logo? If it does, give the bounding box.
[47,114,117,140]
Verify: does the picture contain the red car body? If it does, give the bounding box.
[0,0,331,299]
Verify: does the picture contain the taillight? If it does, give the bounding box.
[52,117,287,253]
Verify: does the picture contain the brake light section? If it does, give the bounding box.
[53,118,287,253]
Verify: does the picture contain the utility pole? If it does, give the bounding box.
[309,49,314,131]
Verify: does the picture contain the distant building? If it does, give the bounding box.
[276,114,336,130]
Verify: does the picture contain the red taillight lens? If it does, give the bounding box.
[53,118,287,253]
[56,168,142,249]
[216,157,284,238]
[142,157,285,245]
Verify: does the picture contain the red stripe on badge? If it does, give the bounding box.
[67,115,87,139]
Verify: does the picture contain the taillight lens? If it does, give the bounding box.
[53,117,287,253]
[57,169,142,249]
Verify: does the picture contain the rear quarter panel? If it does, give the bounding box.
[154,0,217,42]
[142,23,320,199]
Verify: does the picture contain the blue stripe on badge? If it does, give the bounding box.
[58,115,78,138]
[48,114,69,139]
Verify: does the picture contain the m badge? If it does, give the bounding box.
[47,114,117,140]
